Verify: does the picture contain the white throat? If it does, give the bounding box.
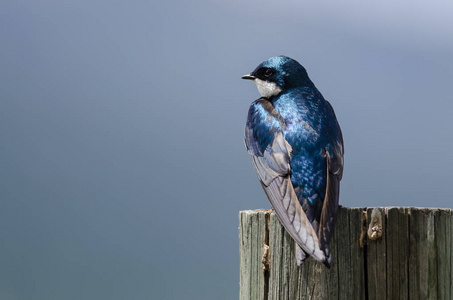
[254,78,282,98]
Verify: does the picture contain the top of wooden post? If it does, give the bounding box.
[239,206,453,300]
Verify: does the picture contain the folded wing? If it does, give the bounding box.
[245,120,327,264]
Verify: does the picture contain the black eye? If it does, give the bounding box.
[264,69,273,77]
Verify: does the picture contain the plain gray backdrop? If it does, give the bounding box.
[1,0,453,299]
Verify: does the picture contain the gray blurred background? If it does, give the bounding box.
[1,0,452,299]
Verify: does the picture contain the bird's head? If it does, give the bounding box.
[242,56,313,98]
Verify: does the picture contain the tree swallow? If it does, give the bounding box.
[242,56,344,267]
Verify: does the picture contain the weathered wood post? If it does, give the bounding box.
[239,207,452,300]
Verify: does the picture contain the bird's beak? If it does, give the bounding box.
[242,74,256,80]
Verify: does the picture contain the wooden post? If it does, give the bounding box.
[239,207,453,300]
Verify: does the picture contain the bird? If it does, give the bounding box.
[242,56,344,267]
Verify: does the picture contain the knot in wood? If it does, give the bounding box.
[367,208,383,240]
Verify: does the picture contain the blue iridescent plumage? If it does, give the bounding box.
[243,56,344,267]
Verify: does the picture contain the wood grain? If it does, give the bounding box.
[239,207,453,300]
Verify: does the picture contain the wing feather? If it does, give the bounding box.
[318,142,344,264]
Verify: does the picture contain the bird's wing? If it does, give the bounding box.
[245,106,327,263]
[318,136,344,258]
